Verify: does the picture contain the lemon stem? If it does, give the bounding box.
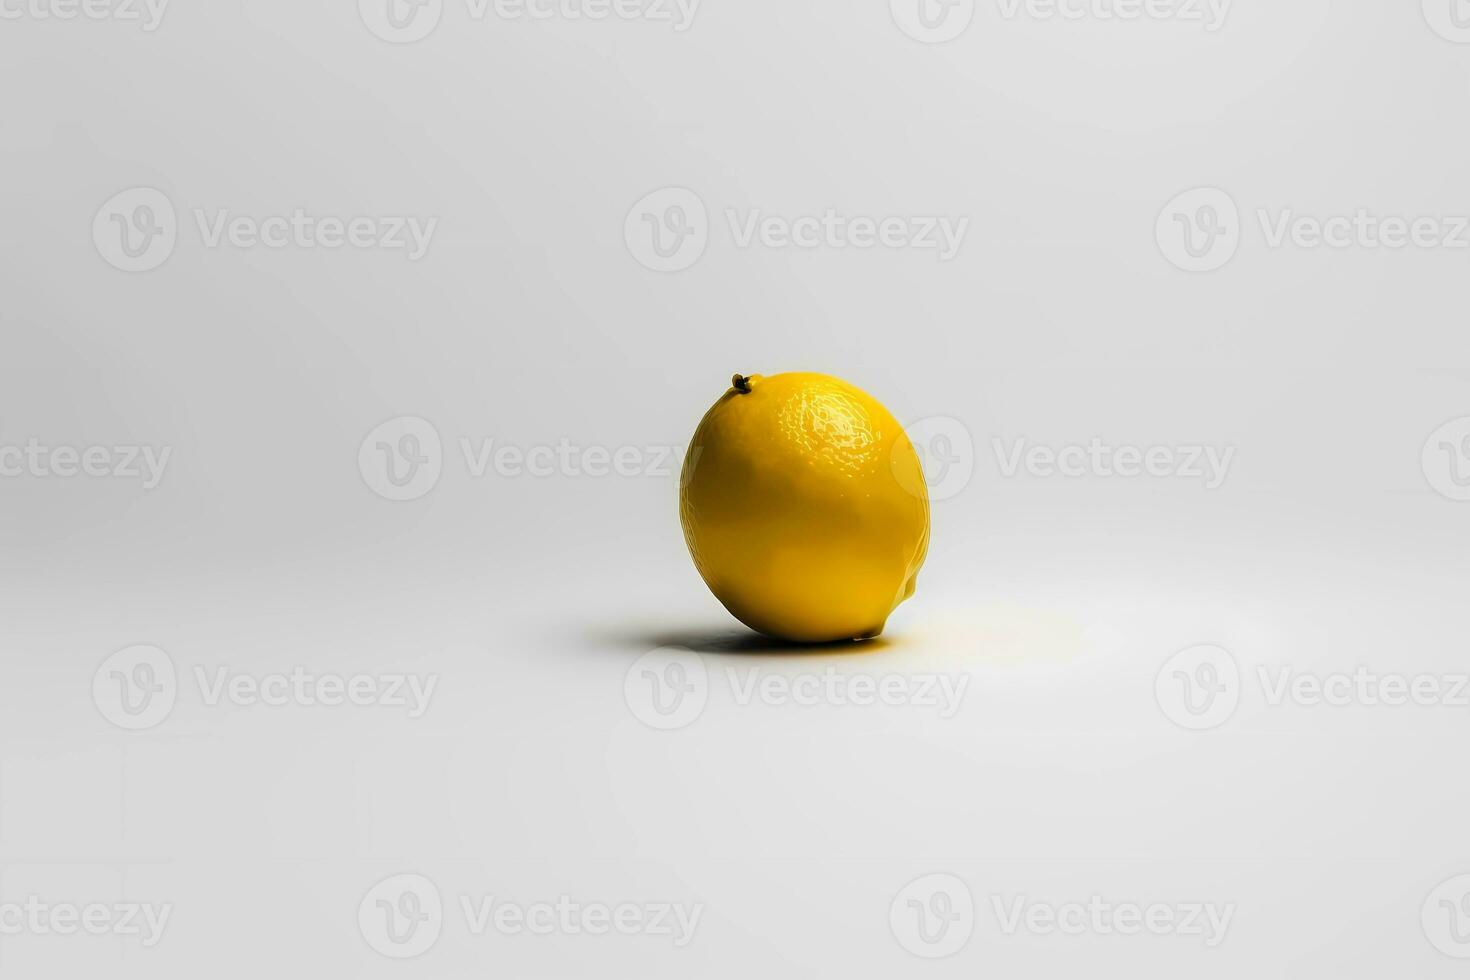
[732,374,752,393]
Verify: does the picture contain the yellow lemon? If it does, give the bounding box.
[679,372,930,643]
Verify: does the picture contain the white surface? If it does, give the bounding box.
[2,1,1470,976]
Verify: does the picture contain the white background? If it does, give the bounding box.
[2,0,1469,975]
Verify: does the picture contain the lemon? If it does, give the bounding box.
[679,372,930,643]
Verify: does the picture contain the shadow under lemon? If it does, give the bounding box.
[592,623,899,658]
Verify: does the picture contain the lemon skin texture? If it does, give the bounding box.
[679,373,930,644]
